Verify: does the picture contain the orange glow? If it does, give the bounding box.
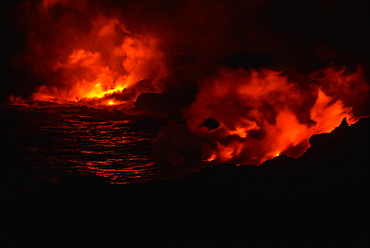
[185,66,368,165]
[10,0,370,168]
[30,15,167,106]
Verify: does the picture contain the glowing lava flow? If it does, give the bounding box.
[183,66,368,165]
[9,0,370,167]
[28,15,167,106]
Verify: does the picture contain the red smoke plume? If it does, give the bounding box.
[7,0,370,165]
[12,0,168,108]
[180,66,367,165]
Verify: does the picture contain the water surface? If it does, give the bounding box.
[1,103,160,185]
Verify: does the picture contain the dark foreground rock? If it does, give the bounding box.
[1,118,370,247]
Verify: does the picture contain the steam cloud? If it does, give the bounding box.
[2,0,370,165]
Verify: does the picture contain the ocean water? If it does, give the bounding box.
[1,103,164,185]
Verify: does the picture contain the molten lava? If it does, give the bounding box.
[9,0,370,167]
[183,66,368,165]
[27,14,167,106]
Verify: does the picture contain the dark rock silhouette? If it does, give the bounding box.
[1,117,370,247]
[200,117,220,130]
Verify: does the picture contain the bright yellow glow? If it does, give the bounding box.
[205,153,216,161]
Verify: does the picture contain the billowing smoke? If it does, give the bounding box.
[178,66,367,165]
[3,0,370,165]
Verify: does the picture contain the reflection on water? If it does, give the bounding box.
[2,104,159,184]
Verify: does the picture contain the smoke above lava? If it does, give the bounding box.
[4,0,370,165]
[179,66,368,165]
